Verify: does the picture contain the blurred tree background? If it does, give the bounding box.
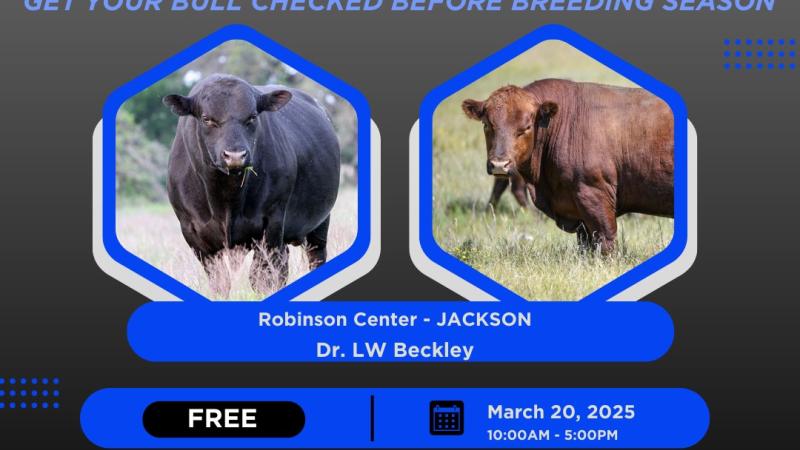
[116,41,358,204]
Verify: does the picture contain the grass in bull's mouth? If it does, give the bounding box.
[432,41,673,301]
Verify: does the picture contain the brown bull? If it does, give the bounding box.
[463,79,674,254]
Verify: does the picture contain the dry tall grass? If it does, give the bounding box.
[116,187,357,300]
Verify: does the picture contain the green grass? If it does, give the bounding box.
[432,41,673,300]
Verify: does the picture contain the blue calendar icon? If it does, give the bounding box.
[429,401,464,435]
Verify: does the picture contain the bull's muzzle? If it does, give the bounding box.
[223,150,249,170]
[487,159,512,176]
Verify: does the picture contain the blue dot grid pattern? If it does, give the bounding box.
[725,38,797,70]
[0,377,60,410]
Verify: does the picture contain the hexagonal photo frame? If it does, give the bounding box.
[93,25,379,303]
[412,25,696,303]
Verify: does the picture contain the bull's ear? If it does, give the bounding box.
[462,99,485,121]
[535,101,559,128]
[258,90,292,113]
[162,95,194,117]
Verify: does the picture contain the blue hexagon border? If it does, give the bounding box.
[102,24,372,304]
[418,24,689,305]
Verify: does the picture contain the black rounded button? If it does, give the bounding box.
[143,401,305,438]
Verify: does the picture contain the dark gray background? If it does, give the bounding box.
[1,3,799,449]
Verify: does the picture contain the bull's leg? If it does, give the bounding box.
[575,185,618,255]
[576,223,591,251]
[556,219,590,251]
[250,244,289,294]
[226,248,247,273]
[488,177,510,209]
[199,252,231,298]
[250,217,289,294]
[306,216,330,270]
[509,174,530,207]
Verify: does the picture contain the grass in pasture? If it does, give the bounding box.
[116,187,357,301]
[432,41,672,300]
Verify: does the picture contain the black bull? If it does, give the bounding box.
[163,75,340,295]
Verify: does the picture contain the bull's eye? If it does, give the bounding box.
[245,114,258,126]
[201,116,219,128]
[517,125,532,137]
